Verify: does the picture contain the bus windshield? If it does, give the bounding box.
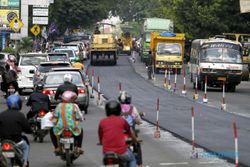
[157,43,181,56]
[200,43,242,64]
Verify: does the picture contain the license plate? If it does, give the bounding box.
[60,138,74,144]
[2,152,15,158]
[217,77,226,81]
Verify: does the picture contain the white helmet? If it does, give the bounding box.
[64,74,72,82]
[9,55,16,62]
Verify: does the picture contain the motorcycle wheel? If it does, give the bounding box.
[65,149,71,167]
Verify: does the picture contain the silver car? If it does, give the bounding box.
[42,68,89,113]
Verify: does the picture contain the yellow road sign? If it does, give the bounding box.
[30,24,41,36]
[8,17,23,32]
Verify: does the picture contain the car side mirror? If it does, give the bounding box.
[29,69,35,74]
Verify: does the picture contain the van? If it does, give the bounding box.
[18,53,49,92]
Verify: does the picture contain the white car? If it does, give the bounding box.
[18,53,49,92]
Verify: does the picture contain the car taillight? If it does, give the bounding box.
[38,110,46,117]
[42,90,56,95]
[107,158,114,165]
[78,88,85,94]
[63,131,71,137]
[2,143,11,151]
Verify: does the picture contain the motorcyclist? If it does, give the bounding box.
[118,91,143,167]
[26,83,50,119]
[0,95,32,167]
[50,91,84,154]
[118,91,142,126]
[6,54,20,73]
[54,74,78,101]
[72,57,84,71]
[2,63,19,94]
[98,100,138,167]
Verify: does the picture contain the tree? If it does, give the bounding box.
[16,37,33,53]
[49,0,116,33]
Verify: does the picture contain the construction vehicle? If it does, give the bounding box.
[140,18,174,63]
[150,32,185,74]
[90,23,117,66]
[121,31,132,55]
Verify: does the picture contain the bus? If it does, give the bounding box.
[223,33,250,81]
[190,38,243,92]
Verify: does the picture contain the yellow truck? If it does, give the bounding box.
[150,32,185,74]
[90,34,117,66]
[121,32,132,55]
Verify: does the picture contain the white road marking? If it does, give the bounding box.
[159,162,189,166]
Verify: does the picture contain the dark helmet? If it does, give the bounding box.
[7,95,22,110]
[118,91,131,104]
[105,100,121,116]
[35,83,44,92]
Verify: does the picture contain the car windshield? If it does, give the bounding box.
[54,50,75,57]
[20,56,47,65]
[49,54,68,61]
[157,43,181,56]
[45,72,82,85]
[201,44,242,63]
[38,64,70,73]
[63,45,78,51]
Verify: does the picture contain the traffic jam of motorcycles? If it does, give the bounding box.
[1,1,250,167]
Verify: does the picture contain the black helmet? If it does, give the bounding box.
[118,91,131,104]
[105,100,121,116]
[35,83,44,92]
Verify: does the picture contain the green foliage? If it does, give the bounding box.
[16,37,33,53]
[1,47,15,54]
[49,0,116,33]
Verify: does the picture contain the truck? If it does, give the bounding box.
[190,38,243,92]
[140,18,174,63]
[150,32,185,74]
[90,23,118,66]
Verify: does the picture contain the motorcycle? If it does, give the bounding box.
[57,129,81,167]
[0,140,24,167]
[102,135,142,167]
[29,110,48,143]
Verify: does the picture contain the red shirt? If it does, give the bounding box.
[98,115,131,154]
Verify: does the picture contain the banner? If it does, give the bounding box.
[0,0,19,8]
[240,0,250,13]
[0,9,18,24]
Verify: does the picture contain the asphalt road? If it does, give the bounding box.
[88,55,250,166]
[0,90,234,167]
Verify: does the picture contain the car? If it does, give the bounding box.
[33,61,71,85]
[48,52,70,62]
[17,53,49,92]
[42,68,89,113]
[53,48,77,62]
[61,43,87,61]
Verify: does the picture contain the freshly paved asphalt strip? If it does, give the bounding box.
[88,56,250,166]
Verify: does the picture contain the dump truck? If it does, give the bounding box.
[150,32,185,74]
[140,18,174,63]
